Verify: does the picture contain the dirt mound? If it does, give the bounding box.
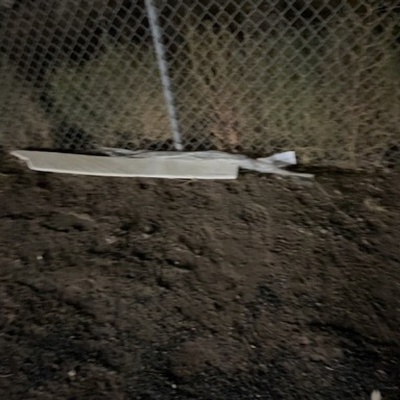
[0,152,399,399]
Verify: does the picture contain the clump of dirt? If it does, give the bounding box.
[0,151,399,400]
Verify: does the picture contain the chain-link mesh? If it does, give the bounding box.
[0,0,399,167]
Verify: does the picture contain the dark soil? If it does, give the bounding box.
[0,152,399,400]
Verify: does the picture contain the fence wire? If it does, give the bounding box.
[0,0,399,167]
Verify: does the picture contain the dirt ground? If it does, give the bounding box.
[0,150,399,400]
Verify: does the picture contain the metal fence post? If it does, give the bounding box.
[144,0,183,151]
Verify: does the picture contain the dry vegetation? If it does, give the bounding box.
[0,4,399,167]
[0,59,53,150]
[48,44,172,149]
[178,12,400,166]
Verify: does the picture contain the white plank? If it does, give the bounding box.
[11,151,238,180]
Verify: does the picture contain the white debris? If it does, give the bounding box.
[11,149,314,180]
[100,148,314,178]
[371,390,381,400]
[67,370,76,378]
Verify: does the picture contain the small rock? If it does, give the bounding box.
[371,390,381,400]
[310,353,326,363]
[377,369,386,376]
[42,212,95,232]
[143,222,158,235]
[61,286,84,306]
[299,336,311,346]
[332,347,344,359]
[105,236,118,245]
[67,370,76,378]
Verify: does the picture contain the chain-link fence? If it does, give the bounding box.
[0,0,399,167]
